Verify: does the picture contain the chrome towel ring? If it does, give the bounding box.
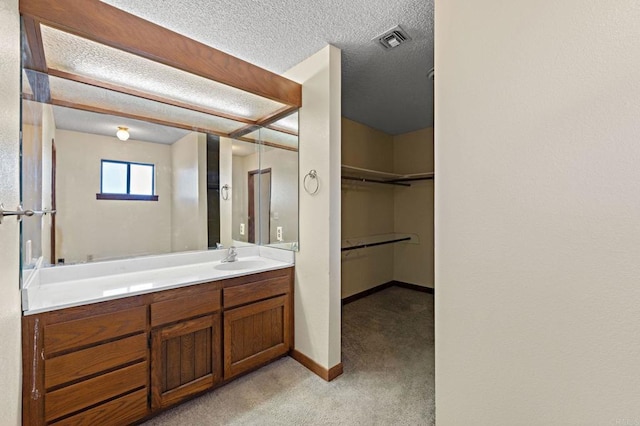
[221,184,230,200]
[303,170,319,195]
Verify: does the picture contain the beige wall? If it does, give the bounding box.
[22,107,55,265]
[21,124,42,263]
[341,118,395,298]
[0,0,23,423]
[436,1,640,424]
[393,128,434,288]
[171,132,208,252]
[55,129,172,263]
[342,118,395,172]
[231,147,298,245]
[219,137,233,247]
[341,119,434,295]
[231,154,250,243]
[263,147,298,244]
[286,45,342,369]
[41,105,55,264]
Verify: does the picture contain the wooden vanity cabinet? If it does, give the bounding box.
[22,296,149,426]
[149,284,222,410]
[22,267,294,425]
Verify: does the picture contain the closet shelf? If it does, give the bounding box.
[342,233,419,252]
[341,165,434,187]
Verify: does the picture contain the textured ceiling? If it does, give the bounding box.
[101,0,434,135]
[41,25,287,121]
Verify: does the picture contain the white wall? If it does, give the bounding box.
[286,45,342,369]
[0,0,23,423]
[171,132,208,252]
[436,1,640,424]
[55,129,172,263]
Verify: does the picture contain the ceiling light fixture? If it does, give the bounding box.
[116,126,130,141]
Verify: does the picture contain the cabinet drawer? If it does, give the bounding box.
[151,287,220,327]
[223,276,290,308]
[44,306,147,355]
[45,361,147,423]
[51,388,148,426]
[45,334,147,389]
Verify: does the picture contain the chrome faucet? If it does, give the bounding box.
[221,246,238,263]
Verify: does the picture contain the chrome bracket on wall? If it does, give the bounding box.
[0,204,56,225]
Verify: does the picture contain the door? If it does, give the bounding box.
[150,313,221,410]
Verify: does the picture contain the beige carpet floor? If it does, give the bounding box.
[143,286,435,425]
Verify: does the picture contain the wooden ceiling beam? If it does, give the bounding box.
[265,124,298,137]
[19,0,302,107]
[46,68,256,126]
[229,105,299,139]
[21,16,50,103]
[235,136,298,153]
[22,94,298,151]
[50,99,232,139]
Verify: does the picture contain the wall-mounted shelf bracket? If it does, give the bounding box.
[341,165,434,187]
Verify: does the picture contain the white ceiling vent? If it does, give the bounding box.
[375,25,411,49]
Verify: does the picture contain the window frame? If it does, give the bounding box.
[97,159,158,201]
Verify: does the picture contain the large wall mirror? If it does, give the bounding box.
[19,16,299,280]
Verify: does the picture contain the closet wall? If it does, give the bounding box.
[393,128,434,288]
[341,118,434,299]
[342,119,395,298]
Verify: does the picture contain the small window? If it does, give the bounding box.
[97,160,158,201]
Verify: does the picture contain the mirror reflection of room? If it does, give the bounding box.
[19,11,300,275]
[21,99,299,268]
[231,135,298,248]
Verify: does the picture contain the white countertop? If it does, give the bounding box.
[22,246,294,315]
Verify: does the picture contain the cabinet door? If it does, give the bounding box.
[223,294,290,379]
[151,313,221,410]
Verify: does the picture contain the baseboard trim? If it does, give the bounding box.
[392,281,434,294]
[342,282,395,305]
[290,349,343,382]
[342,281,433,305]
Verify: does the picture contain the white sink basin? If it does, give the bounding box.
[214,260,267,271]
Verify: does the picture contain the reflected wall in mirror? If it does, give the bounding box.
[21,101,300,269]
[21,101,223,266]
[231,116,299,250]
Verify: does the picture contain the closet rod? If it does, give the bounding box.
[341,237,411,252]
[341,176,410,187]
[390,176,434,183]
